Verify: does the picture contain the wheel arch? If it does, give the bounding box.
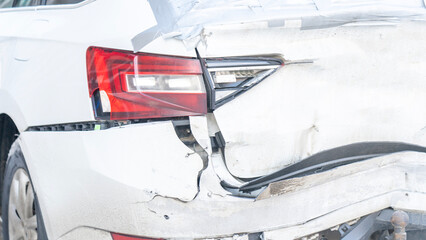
[0,113,20,210]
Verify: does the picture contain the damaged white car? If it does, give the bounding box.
[1,0,426,239]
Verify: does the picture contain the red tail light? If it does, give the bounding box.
[86,47,207,120]
[111,233,162,240]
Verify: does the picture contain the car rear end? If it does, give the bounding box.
[3,0,426,239]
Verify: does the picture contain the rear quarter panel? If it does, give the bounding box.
[0,0,195,130]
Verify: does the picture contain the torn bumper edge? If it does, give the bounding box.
[18,121,204,239]
[18,119,426,239]
[141,151,426,239]
[55,150,426,239]
[261,151,426,239]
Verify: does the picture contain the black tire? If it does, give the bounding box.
[2,141,48,240]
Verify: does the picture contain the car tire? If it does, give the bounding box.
[2,141,48,240]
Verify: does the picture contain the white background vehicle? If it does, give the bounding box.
[1,0,426,239]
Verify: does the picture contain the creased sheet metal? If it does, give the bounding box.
[133,0,426,51]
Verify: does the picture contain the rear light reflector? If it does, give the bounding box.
[111,233,162,240]
[86,47,207,120]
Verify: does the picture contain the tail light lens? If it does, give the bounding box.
[111,233,162,240]
[86,47,207,120]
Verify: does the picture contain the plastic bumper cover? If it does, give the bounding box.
[19,123,426,239]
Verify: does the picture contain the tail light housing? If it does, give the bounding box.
[86,47,207,120]
[201,56,283,109]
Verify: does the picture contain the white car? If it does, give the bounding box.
[1,0,426,239]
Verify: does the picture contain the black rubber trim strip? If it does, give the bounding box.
[240,142,426,192]
[195,48,216,111]
[25,117,189,132]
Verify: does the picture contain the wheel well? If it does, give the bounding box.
[0,114,19,199]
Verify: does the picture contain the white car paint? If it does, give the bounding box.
[0,0,194,131]
[19,122,204,239]
[200,21,426,177]
[1,0,426,239]
[21,131,426,239]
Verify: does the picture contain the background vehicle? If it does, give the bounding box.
[1,0,426,239]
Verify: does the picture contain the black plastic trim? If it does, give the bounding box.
[195,49,216,111]
[240,142,426,192]
[26,117,189,132]
[195,49,283,110]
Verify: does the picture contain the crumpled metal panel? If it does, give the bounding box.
[204,20,426,178]
[133,0,426,50]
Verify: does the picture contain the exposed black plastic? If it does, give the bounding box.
[26,117,189,132]
[195,49,216,111]
[91,89,110,120]
[172,119,197,147]
[240,142,426,192]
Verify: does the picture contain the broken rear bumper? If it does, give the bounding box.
[261,151,426,239]
[19,122,426,239]
[147,151,426,239]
